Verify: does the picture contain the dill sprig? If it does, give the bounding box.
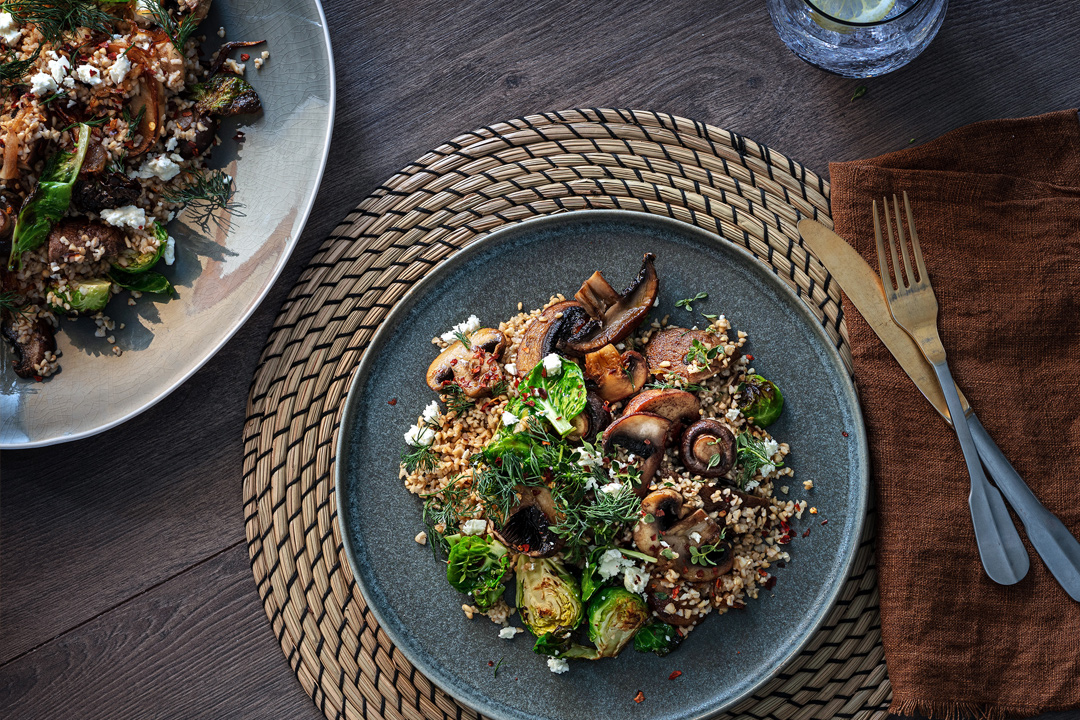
[138,0,199,50]
[161,169,239,231]
[0,46,40,83]
[646,377,703,392]
[5,1,118,44]
[0,290,27,314]
[420,477,470,558]
[441,384,474,414]
[550,480,640,552]
[401,442,438,474]
[735,432,782,489]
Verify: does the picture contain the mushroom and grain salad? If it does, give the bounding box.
[400,254,809,673]
[0,0,265,380]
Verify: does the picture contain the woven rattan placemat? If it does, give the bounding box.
[242,108,889,720]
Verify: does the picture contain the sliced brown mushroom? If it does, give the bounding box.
[121,52,166,157]
[645,328,733,384]
[583,344,647,402]
[515,300,592,376]
[568,391,612,442]
[680,419,736,478]
[173,108,218,160]
[602,412,672,496]
[698,485,771,515]
[621,388,701,426]
[47,220,125,264]
[634,489,731,583]
[1,310,57,379]
[492,485,564,557]
[425,328,507,399]
[632,488,684,558]
[565,253,659,354]
[644,578,707,627]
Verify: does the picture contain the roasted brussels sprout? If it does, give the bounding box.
[739,374,784,427]
[192,73,262,116]
[48,277,111,313]
[445,535,511,611]
[116,222,169,273]
[633,621,682,657]
[533,627,599,660]
[586,587,649,658]
[516,555,583,637]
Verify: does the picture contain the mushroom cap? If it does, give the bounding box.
[584,345,648,402]
[621,388,701,426]
[633,488,684,558]
[568,391,612,442]
[602,412,673,495]
[680,419,736,478]
[491,485,564,557]
[645,328,733,384]
[661,509,730,582]
[515,300,588,376]
[565,253,659,354]
[1,310,56,379]
[425,328,507,398]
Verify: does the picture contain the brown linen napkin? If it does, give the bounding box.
[828,109,1080,720]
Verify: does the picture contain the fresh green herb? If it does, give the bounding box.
[660,547,676,560]
[551,481,641,554]
[642,513,655,524]
[685,339,720,369]
[8,123,91,269]
[452,330,472,349]
[701,312,718,321]
[736,432,782,489]
[493,657,504,679]
[489,378,508,397]
[160,169,237,232]
[60,115,108,133]
[0,290,26,314]
[516,357,587,436]
[401,442,438,474]
[420,477,469,558]
[908,138,915,144]
[675,291,707,312]
[138,0,200,50]
[706,450,724,470]
[646,379,703,392]
[0,47,40,84]
[441,384,474,414]
[689,531,728,567]
[4,1,117,44]
[474,419,571,524]
[850,85,868,102]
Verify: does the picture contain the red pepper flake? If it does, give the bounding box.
[672,585,680,599]
[487,661,494,667]
[757,569,769,577]
[802,527,812,537]
[763,576,777,590]
[633,691,645,704]
[746,354,754,361]
[842,430,849,437]
[820,518,829,525]
[387,398,397,405]
[241,53,250,60]
[668,671,682,680]
[449,358,458,366]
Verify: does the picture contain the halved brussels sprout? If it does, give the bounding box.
[193,74,262,116]
[116,222,168,273]
[445,534,511,612]
[633,621,682,657]
[48,278,112,313]
[739,374,784,427]
[515,555,583,637]
[586,587,649,658]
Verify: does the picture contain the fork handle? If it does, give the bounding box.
[931,360,1030,585]
[968,414,1080,601]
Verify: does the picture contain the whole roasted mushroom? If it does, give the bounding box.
[583,344,647,402]
[492,485,563,557]
[680,419,736,478]
[601,412,672,496]
[565,253,659,354]
[425,328,507,399]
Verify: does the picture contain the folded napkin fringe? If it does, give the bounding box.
[895,698,1033,720]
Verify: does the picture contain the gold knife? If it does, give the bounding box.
[798,218,1080,600]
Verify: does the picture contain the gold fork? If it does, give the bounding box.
[874,192,1028,585]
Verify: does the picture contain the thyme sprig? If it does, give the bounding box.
[675,291,707,312]
[689,530,728,567]
[686,338,721,369]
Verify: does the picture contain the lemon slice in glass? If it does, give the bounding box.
[810,0,896,32]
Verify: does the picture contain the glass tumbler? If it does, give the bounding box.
[766,0,948,78]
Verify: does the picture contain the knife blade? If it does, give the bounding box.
[798,218,1080,601]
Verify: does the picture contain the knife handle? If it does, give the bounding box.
[969,413,1080,601]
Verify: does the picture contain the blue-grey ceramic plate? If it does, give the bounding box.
[337,210,868,720]
[0,0,334,447]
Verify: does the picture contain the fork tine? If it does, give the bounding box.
[903,191,927,283]
[872,200,893,292]
[883,197,905,289]
[892,194,915,286]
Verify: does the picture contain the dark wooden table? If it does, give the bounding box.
[4,1,1080,718]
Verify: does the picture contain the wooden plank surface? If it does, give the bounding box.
[3,0,1080,717]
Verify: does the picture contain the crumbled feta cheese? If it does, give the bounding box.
[165,136,178,151]
[403,425,434,447]
[623,566,649,595]
[29,72,57,97]
[744,479,760,492]
[503,362,517,375]
[498,627,519,639]
[597,549,633,579]
[217,26,226,38]
[501,410,518,427]
[132,154,181,181]
[690,531,702,544]
[422,400,440,425]
[541,353,562,376]
[46,52,70,84]
[162,235,175,265]
[759,463,776,478]
[440,315,481,342]
[76,64,102,86]
[763,438,779,459]
[583,476,598,492]
[576,446,603,469]
[462,518,487,536]
[547,657,569,674]
[725,407,741,422]
[109,55,131,85]
[0,12,22,44]
[599,481,623,495]
[100,205,147,230]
